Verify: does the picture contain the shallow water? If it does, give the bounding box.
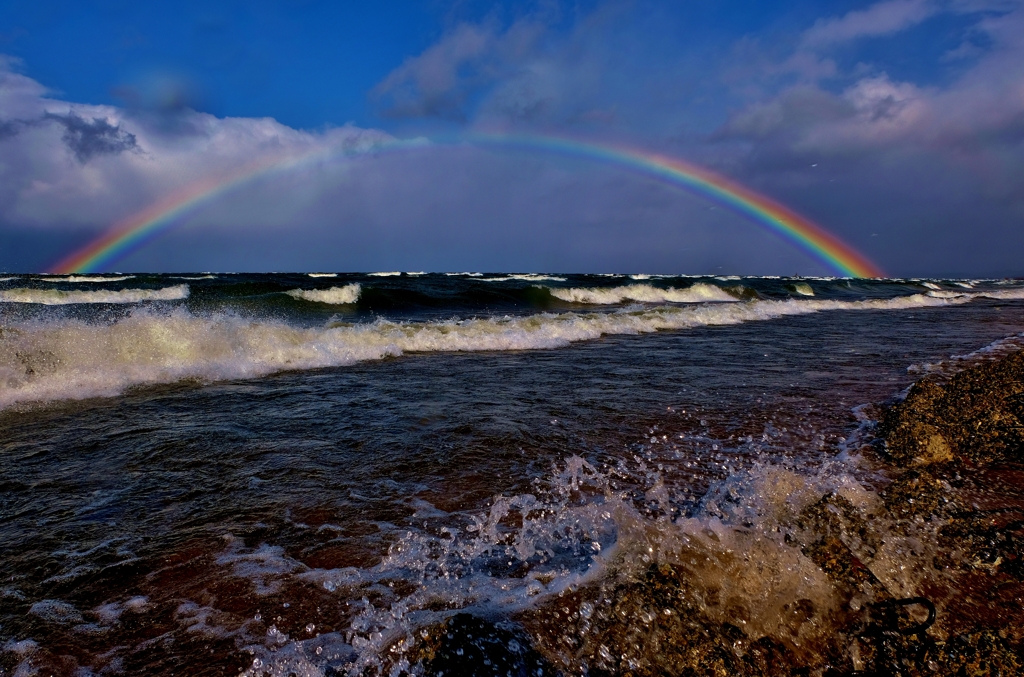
[2,273,1023,675]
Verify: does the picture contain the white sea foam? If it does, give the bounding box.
[171,275,218,280]
[368,271,401,277]
[307,273,338,278]
[63,275,135,283]
[0,291,976,409]
[284,284,361,305]
[480,274,567,282]
[444,272,483,277]
[549,282,738,304]
[0,285,189,305]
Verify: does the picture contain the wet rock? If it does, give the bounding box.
[934,629,1024,675]
[410,613,557,677]
[520,563,810,677]
[881,469,948,520]
[934,508,1024,579]
[880,350,1024,466]
[793,493,886,598]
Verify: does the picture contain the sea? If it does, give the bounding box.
[2,272,1024,676]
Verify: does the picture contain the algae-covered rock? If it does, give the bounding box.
[880,351,1024,466]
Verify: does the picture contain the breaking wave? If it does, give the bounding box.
[284,285,362,305]
[481,274,567,282]
[549,282,738,304]
[307,273,338,278]
[58,275,136,283]
[0,285,189,305]
[0,292,977,409]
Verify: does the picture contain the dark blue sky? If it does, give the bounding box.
[1,0,1022,274]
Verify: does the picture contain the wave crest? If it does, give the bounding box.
[284,285,361,305]
[0,285,189,305]
[0,292,972,409]
[549,283,738,304]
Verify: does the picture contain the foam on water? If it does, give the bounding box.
[0,285,189,305]
[367,272,401,277]
[549,282,739,304]
[307,273,338,278]
[284,285,362,305]
[240,444,933,676]
[0,291,974,409]
[63,275,135,283]
[480,274,567,282]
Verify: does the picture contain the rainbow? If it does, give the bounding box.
[49,133,884,277]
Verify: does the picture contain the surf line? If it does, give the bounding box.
[48,133,885,277]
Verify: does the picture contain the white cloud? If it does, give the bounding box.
[801,0,940,48]
[0,58,392,231]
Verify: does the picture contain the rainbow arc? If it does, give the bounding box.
[49,134,885,278]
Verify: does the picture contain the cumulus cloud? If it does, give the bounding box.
[723,5,1024,157]
[0,58,392,233]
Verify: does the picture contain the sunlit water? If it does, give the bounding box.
[1,273,1023,675]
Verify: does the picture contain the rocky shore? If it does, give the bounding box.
[386,347,1024,676]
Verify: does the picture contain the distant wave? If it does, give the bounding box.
[480,274,567,282]
[0,285,189,305]
[368,272,401,277]
[170,275,217,280]
[307,273,337,278]
[31,275,134,283]
[549,283,738,304]
[58,275,135,283]
[444,272,483,277]
[0,291,984,409]
[284,284,361,305]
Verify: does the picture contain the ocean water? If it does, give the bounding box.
[1,272,1023,676]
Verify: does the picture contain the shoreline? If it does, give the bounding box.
[393,346,1024,676]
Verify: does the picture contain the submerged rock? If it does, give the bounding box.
[409,613,557,677]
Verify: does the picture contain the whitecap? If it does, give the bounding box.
[307,273,338,278]
[480,274,567,282]
[64,275,135,283]
[284,284,361,305]
[0,291,977,410]
[0,285,189,305]
[549,283,737,304]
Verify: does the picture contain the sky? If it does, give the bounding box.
[0,0,1022,276]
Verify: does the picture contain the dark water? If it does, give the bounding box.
[1,273,1023,675]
